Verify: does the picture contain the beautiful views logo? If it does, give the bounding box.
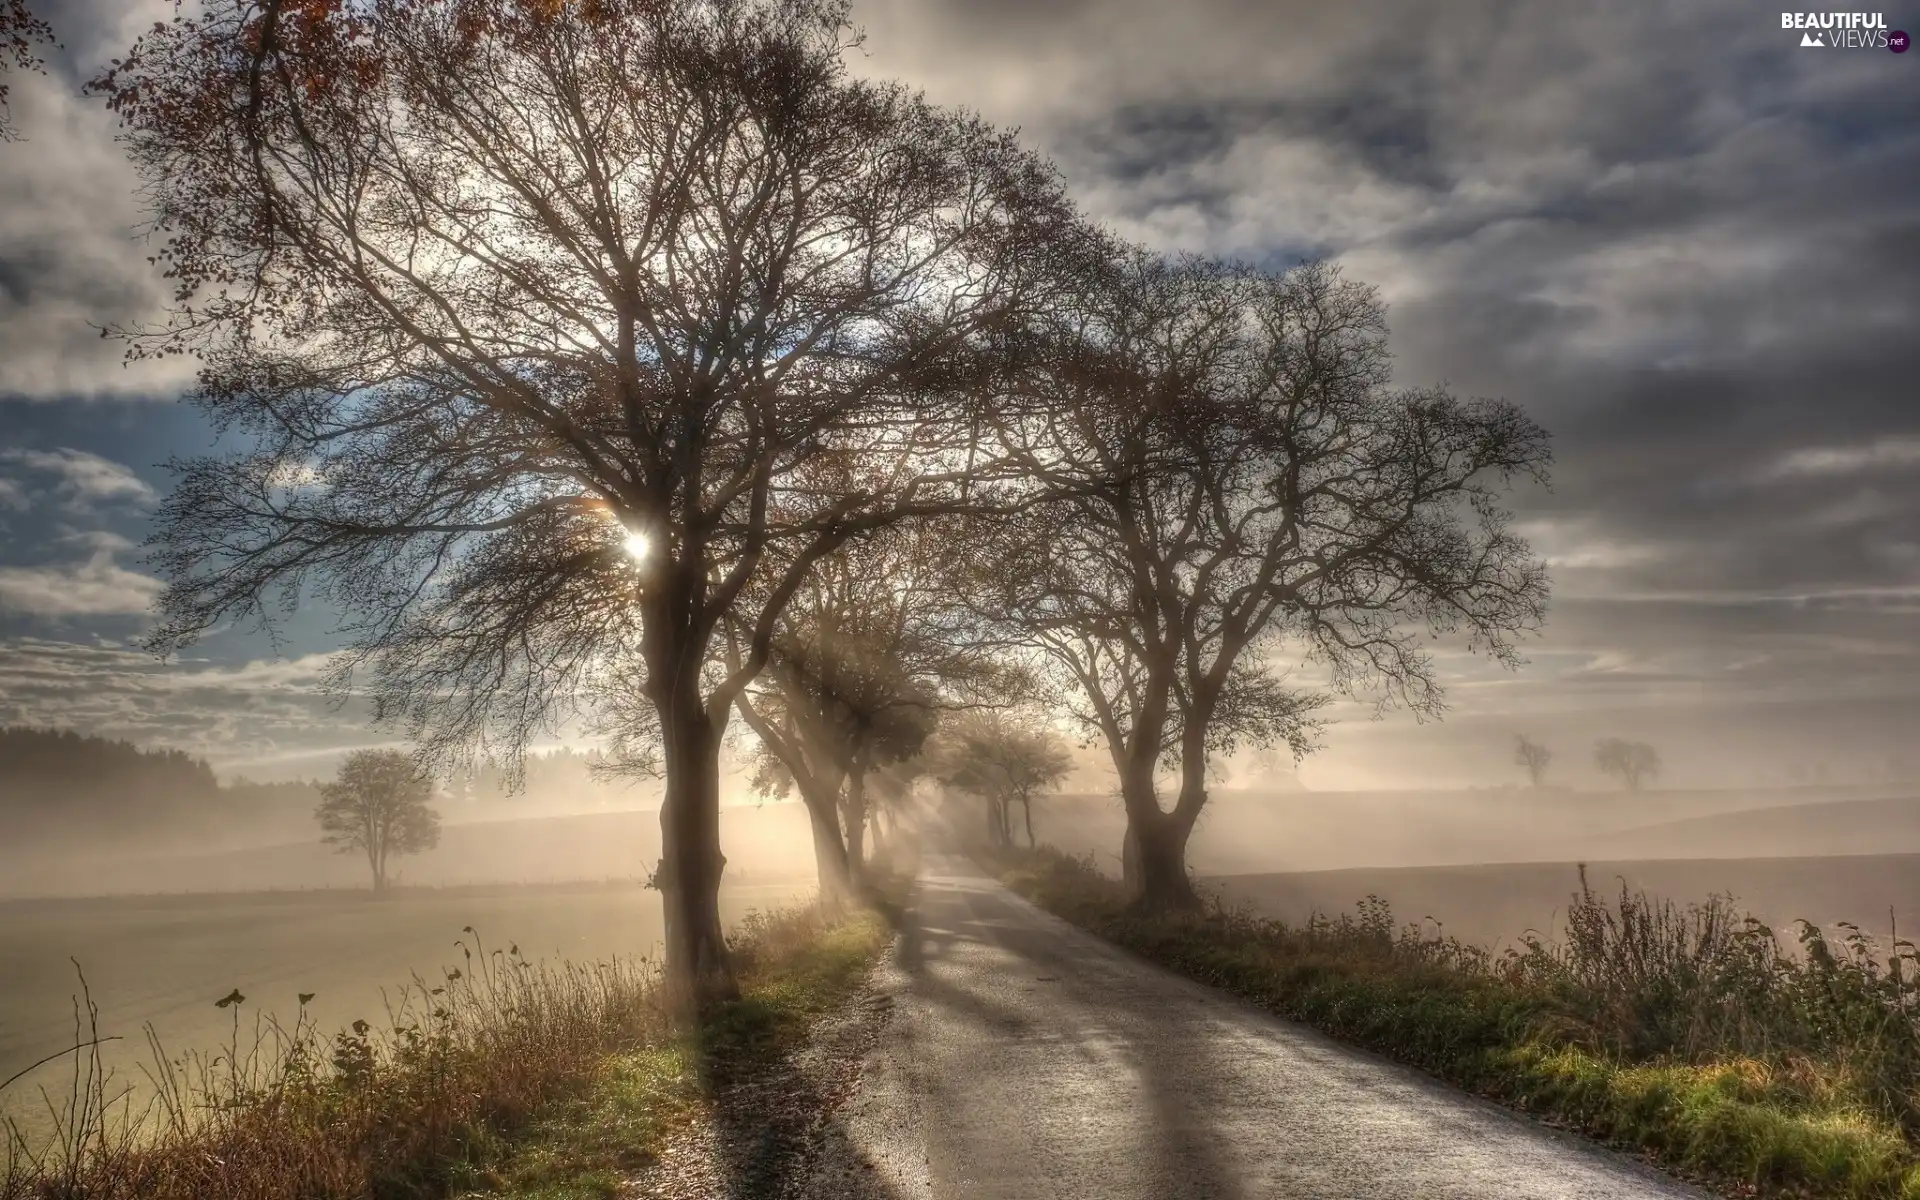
[1781,11,1906,48]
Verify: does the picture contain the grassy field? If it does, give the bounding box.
[1207,854,1920,952]
[0,880,813,1143]
[3,897,891,1200]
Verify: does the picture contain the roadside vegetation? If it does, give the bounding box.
[1,904,888,1200]
[996,844,1920,1200]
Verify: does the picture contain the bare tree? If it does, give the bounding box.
[316,749,441,891]
[1514,733,1552,787]
[1594,738,1661,790]
[973,253,1550,910]
[934,710,1073,848]
[96,0,1082,1009]
[0,0,54,141]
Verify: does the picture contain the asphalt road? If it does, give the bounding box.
[809,856,1709,1200]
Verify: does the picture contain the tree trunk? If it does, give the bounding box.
[1117,761,1200,912]
[803,787,854,916]
[843,760,869,876]
[656,700,738,1015]
[1022,796,1035,847]
[1129,811,1199,911]
[733,694,853,917]
[868,804,889,871]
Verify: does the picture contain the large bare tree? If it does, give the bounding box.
[95,0,1081,1008]
[975,253,1551,910]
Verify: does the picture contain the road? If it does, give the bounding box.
[806,856,1707,1200]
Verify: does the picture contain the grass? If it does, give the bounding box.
[994,844,1920,1200]
[2,904,890,1200]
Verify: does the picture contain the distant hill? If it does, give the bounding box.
[0,727,663,874]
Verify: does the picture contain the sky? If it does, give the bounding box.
[0,0,1916,790]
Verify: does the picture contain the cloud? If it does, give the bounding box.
[1761,437,1920,481]
[0,446,157,508]
[0,0,1914,785]
[0,637,376,775]
[0,26,199,401]
[0,532,162,615]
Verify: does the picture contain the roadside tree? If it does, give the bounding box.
[934,710,1074,848]
[973,254,1551,910]
[99,0,1082,1009]
[734,521,1002,907]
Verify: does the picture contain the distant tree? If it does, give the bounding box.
[1593,738,1660,791]
[935,712,1074,847]
[0,726,224,846]
[1514,734,1552,787]
[316,750,441,891]
[0,0,55,141]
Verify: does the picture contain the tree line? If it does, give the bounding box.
[0,726,316,850]
[73,0,1553,1012]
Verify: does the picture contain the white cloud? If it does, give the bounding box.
[0,536,163,616]
[0,637,366,773]
[0,447,157,508]
[1762,437,1920,481]
[0,64,198,401]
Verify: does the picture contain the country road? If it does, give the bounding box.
[802,856,1708,1200]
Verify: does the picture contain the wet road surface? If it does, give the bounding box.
[814,856,1708,1200]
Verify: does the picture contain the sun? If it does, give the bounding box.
[624,531,652,562]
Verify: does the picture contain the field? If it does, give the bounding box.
[1205,853,1920,950]
[0,879,812,1143]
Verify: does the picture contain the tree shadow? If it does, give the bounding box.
[630,918,913,1199]
[905,861,1253,1198]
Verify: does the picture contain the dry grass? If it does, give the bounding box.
[996,845,1920,1200]
[1,905,888,1200]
